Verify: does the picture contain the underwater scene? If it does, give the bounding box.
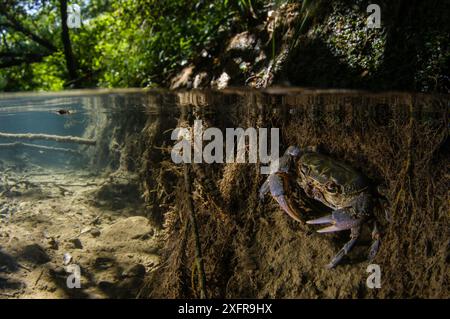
[0,89,448,299]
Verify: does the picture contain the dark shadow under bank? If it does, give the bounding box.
[283,0,449,93]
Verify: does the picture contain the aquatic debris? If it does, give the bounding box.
[54,109,73,115]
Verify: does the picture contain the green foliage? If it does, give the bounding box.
[415,33,450,92]
[0,0,249,90]
[0,0,447,92]
[88,0,237,87]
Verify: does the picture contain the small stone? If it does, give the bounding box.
[63,253,72,265]
[94,257,114,270]
[46,285,57,293]
[216,72,231,90]
[193,72,210,88]
[90,228,101,237]
[69,238,83,249]
[121,264,146,279]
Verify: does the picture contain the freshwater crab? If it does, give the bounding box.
[259,146,382,268]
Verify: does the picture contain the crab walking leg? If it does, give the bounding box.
[268,173,303,223]
[368,221,381,261]
[306,209,361,232]
[327,226,361,269]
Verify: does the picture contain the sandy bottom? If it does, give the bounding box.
[0,165,161,299]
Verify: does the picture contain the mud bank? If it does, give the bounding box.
[134,90,449,298]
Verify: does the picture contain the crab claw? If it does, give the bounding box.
[305,215,333,225]
[307,210,361,233]
[274,194,302,223]
[263,173,302,223]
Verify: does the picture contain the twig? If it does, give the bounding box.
[0,142,84,155]
[0,132,96,146]
[17,263,31,272]
[34,269,45,286]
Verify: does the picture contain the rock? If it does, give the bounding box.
[170,65,194,89]
[0,250,18,271]
[101,217,153,242]
[63,253,72,265]
[145,246,161,254]
[94,256,114,270]
[215,72,231,90]
[19,244,50,265]
[226,31,257,52]
[131,228,154,240]
[121,264,146,279]
[193,72,210,88]
[97,278,142,299]
[69,238,83,249]
[90,228,101,237]
[116,277,143,298]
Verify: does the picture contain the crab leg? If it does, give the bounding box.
[368,221,381,261]
[306,210,363,267]
[259,178,270,202]
[326,226,361,268]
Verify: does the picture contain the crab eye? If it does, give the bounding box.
[326,182,338,193]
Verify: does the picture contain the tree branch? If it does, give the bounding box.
[0,52,50,68]
[59,0,77,82]
[0,142,83,155]
[0,5,57,52]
